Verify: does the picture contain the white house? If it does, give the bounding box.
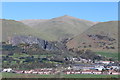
[82,71,92,74]
[112,66,119,70]
[93,71,101,74]
[112,72,120,75]
[38,72,44,74]
[64,71,71,74]
[94,66,104,71]
[99,61,113,64]
[3,68,13,72]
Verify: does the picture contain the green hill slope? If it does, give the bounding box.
[21,15,95,41]
[1,19,33,41]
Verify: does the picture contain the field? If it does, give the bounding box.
[95,52,119,60]
[2,73,119,78]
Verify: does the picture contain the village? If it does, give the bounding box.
[2,60,120,75]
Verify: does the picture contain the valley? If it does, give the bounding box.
[1,15,119,78]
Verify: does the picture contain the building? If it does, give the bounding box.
[3,68,13,72]
[97,61,114,64]
[81,70,93,74]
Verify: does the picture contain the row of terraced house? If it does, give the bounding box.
[63,70,120,75]
[2,68,120,75]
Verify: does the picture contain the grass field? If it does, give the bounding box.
[95,52,119,60]
[2,73,55,78]
[2,72,119,78]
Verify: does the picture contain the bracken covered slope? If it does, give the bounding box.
[66,21,118,53]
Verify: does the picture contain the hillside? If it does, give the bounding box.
[1,18,118,55]
[0,19,51,41]
[21,15,96,41]
[1,19,33,41]
[66,21,118,53]
[1,15,96,42]
[2,35,106,70]
[21,19,49,27]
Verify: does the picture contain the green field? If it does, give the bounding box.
[2,73,119,78]
[2,73,55,78]
[95,52,119,60]
[64,74,119,78]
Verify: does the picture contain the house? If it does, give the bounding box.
[63,70,71,74]
[82,67,94,70]
[74,71,81,74]
[32,71,38,74]
[43,72,50,74]
[81,59,88,63]
[15,70,24,74]
[92,71,101,74]
[94,66,104,71]
[81,70,93,74]
[67,66,72,70]
[3,68,13,72]
[38,72,44,74]
[98,61,114,64]
[24,70,32,74]
[111,66,119,70]
[111,71,120,75]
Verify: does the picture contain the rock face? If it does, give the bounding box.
[8,35,106,61]
[10,35,58,51]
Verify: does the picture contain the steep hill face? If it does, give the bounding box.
[9,35,67,51]
[21,15,96,41]
[66,21,118,53]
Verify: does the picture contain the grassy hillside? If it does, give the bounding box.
[1,19,33,41]
[1,15,96,41]
[21,15,96,41]
[0,19,52,41]
[21,19,49,27]
[66,21,118,53]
